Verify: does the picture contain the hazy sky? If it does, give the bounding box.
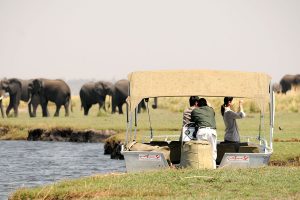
[0,0,299,82]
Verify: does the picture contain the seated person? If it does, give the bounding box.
[182,96,199,126]
[181,96,199,141]
[191,98,217,169]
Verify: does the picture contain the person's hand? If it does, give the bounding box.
[239,100,244,112]
[239,100,244,105]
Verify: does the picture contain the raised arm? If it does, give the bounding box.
[227,100,246,119]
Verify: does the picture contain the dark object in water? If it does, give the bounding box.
[110,140,124,160]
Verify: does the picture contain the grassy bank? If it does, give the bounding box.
[10,167,300,200]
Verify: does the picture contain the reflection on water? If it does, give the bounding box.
[0,141,125,199]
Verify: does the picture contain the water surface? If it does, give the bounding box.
[0,141,125,199]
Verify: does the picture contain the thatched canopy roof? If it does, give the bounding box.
[127,70,271,113]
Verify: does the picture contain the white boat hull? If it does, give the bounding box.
[219,152,271,168]
[122,150,169,172]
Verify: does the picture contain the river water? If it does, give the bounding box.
[0,141,126,199]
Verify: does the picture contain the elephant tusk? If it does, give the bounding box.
[108,95,111,109]
[0,96,3,101]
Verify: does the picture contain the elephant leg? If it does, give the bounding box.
[46,107,50,117]
[42,102,49,117]
[6,95,15,117]
[64,102,70,117]
[137,100,146,113]
[6,103,13,117]
[152,97,158,109]
[13,103,19,117]
[118,104,123,114]
[102,96,106,111]
[141,100,146,111]
[84,104,92,116]
[13,93,21,117]
[28,100,35,117]
[30,95,40,117]
[98,101,105,111]
[31,104,38,117]
[54,104,61,117]
[111,98,117,114]
[100,101,107,112]
[112,105,116,114]
[28,102,33,117]
[0,101,4,118]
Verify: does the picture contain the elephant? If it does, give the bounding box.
[280,74,300,94]
[0,78,40,117]
[30,78,71,117]
[111,79,147,114]
[152,97,158,109]
[21,79,41,117]
[79,81,114,115]
[272,83,281,94]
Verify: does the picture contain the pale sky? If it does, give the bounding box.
[0,0,299,82]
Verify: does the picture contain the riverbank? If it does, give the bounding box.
[9,167,300,200]
[0,125,116,143]
[27,128,116,142]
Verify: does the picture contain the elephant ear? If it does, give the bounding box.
[94,82,104,95]
[32,79,43,93]
[28,82,33,92]
[1,79,9,91]
[102,82,114,96]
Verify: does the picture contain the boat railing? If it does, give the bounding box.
[142,134,180,143]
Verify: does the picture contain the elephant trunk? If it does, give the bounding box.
[28,96,32,117]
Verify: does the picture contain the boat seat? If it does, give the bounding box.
[238,146,260,153]
[216,143,238,165]
[149,141,181,164]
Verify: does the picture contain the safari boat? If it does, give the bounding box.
[121,70,275,172]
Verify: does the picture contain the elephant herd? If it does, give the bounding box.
[80,79,157,115]
[0,78,157,118]
[0,78,71,118]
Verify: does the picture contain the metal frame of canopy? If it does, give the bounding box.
[121,70,275,172]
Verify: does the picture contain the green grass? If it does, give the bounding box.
[10,167,300,200]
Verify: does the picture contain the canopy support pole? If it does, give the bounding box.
[258,110,262,141]
[134,107,138,141]
[125,103,129,146]
[270,84,275,150]
[145,99,153,141]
